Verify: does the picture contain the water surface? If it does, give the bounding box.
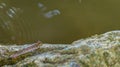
[0,0,120,44]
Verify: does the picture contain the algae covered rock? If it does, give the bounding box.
[0,30,120,67]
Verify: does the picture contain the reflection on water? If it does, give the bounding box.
[0,0,120,44]
[38,2,61,18]
[43,9,61,18]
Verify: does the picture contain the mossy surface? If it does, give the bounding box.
[0,31,120,67]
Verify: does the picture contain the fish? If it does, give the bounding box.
[10,41,42,58]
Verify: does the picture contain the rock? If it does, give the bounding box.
[0,30,120,67]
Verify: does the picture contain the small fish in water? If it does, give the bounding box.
[10,41,42,58]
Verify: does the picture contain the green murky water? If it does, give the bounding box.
[0,0,120,44]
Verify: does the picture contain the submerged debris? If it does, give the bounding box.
[0,30,120,67]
